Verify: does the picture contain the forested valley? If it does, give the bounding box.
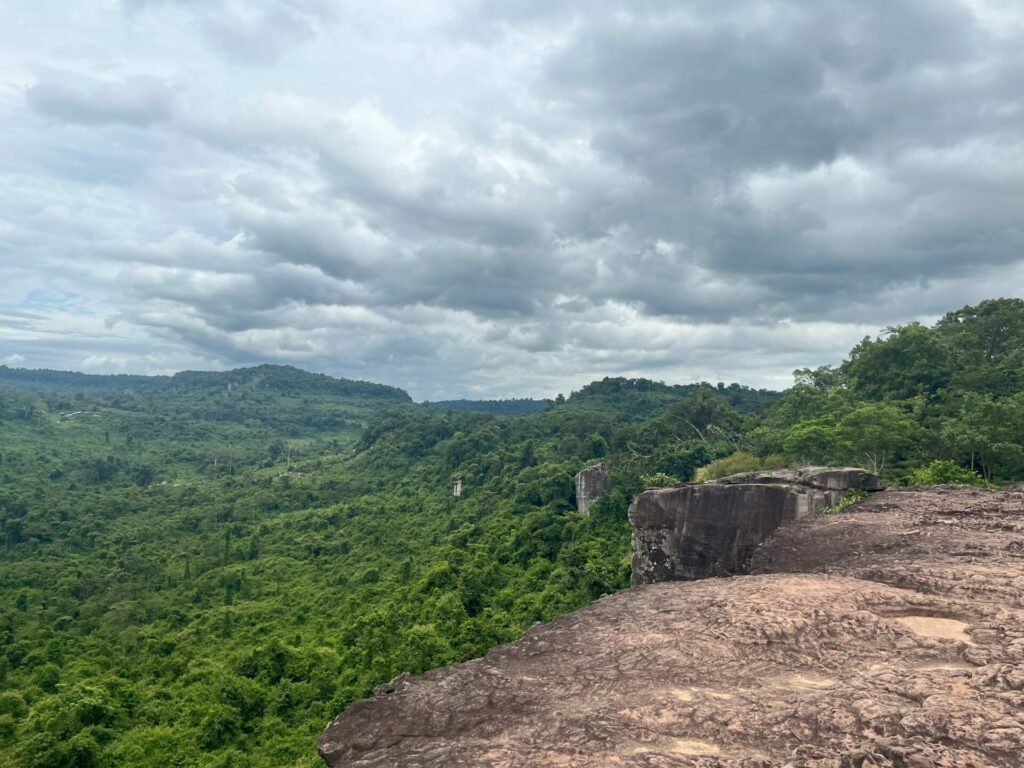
[1,298,1023,768]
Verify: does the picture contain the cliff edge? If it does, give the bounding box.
[318,486,1024,767]
[629,467,882,584]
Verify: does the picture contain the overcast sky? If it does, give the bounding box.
[1,1,1022,399]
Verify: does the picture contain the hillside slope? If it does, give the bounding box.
[4,371,735,767]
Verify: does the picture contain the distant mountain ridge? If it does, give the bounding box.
[0,363,411,402]
[558,376,779,421]
[0,365,778,411]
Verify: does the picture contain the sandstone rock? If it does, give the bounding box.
[630,466,881,585]
[715,465,883,491]
[317,487,1024,767]
[629,483,826,585]
[574,461,610,516]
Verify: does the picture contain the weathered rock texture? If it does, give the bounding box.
[630,467,880,585]
[574,461,610,516]
[318,487,1024,767]
[715,466,883,492]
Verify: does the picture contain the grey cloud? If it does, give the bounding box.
[520,0,1024,317]
[3,1,1024,397]
[26,76,175,126]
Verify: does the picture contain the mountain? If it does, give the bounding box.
[0,363,409,400]
[558,377,779,421]
[0,364,412,443]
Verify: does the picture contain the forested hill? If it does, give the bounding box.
[0,364,410,401]
[0,298,1022,768]
[0,364,411,443]
[420,380,777,418]
[560,377,779,421]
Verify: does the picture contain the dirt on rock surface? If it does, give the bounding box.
[318,487,1024,767]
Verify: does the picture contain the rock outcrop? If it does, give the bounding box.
[574,461,610,516]
[629,466,881,585]
[317,487,1024,767]
[713,465,883,492]
[450,475,464,497]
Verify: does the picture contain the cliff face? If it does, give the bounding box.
[629,467,880,585]
[318,487,1024,767]
[574,461,610,516]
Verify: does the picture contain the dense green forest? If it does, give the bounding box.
[1,298,1022,767]
[423,398,552,416]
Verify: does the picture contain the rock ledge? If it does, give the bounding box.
[629,466,881,585]
[318,487,1024,767]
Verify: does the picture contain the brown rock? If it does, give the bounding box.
[629,467,881,585]
[318,487,1024,767]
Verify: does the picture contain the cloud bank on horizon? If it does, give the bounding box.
[1,0,1022,399]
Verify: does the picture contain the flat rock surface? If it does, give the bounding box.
[318,487,1024,767]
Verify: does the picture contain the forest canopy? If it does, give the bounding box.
[0,298,1022,767]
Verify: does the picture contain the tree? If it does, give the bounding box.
[761,385,831,429]
[936,298,1024,394]
[661,389,740,448]
[843,323,952,401]
[837,403,916,473]
[783,419,841,465]
[940,393,1024,481]
[793,365,843,392]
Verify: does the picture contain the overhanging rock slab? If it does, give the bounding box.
[629,466,881,586]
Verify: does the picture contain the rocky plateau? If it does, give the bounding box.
[318,486,1024,767]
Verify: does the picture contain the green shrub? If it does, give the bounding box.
[907,460,990,487]
[823,488,869,514]
[639,472,679,487]
[0,714,15,745]
[0,693,28,719]
[694,451,762,482]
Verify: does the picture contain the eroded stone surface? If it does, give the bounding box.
[318,487,1024,767]
[716,466,884,492]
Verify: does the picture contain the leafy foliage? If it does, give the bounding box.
[749,298,1024,482]
[907,460,991,488]
[0,369,764,766]
[694,451,764,481]
[1,297,1023,766]
[823,488,869,514]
